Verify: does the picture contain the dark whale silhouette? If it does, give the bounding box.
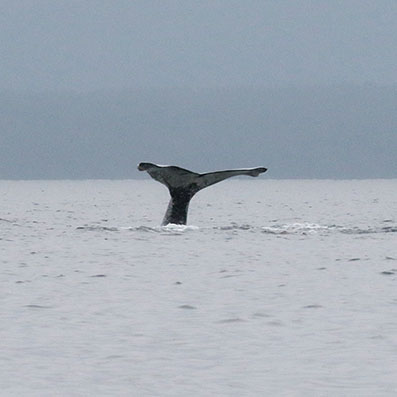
[138,162,268,225]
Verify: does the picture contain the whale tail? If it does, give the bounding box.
[137,162,267,225]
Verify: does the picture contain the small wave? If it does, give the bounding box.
[382,226,397,233]
[126,224,200,234]
[215,223,252,231]
[339,226,397,235]
[214,222,338,234]
[263,224,397,235]
[124,225,165,233]
[76,225,119,232]
[161,224,200,233]
[75,222,397,236]
[128,225,161,233]
[0,218,19,225]
[216,222,397,236]
[262,223,336,235]
[25,304,52,309]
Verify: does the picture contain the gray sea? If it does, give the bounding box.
[1,179,397,396]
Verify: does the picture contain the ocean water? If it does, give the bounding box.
[1,179,397,396]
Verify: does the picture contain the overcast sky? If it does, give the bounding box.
[1,1,396,179]
[2,0,397,91]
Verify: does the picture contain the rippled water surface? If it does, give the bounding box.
[1,179,397,396]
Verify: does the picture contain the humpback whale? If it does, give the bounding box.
[138,162,267,225]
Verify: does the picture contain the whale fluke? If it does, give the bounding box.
[138,162,267,225]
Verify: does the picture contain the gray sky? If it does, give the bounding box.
[2,0,397,91]
[1,1,396,178]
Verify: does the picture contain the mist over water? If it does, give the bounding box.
[1,85,396,180]
[1,179,397,395]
